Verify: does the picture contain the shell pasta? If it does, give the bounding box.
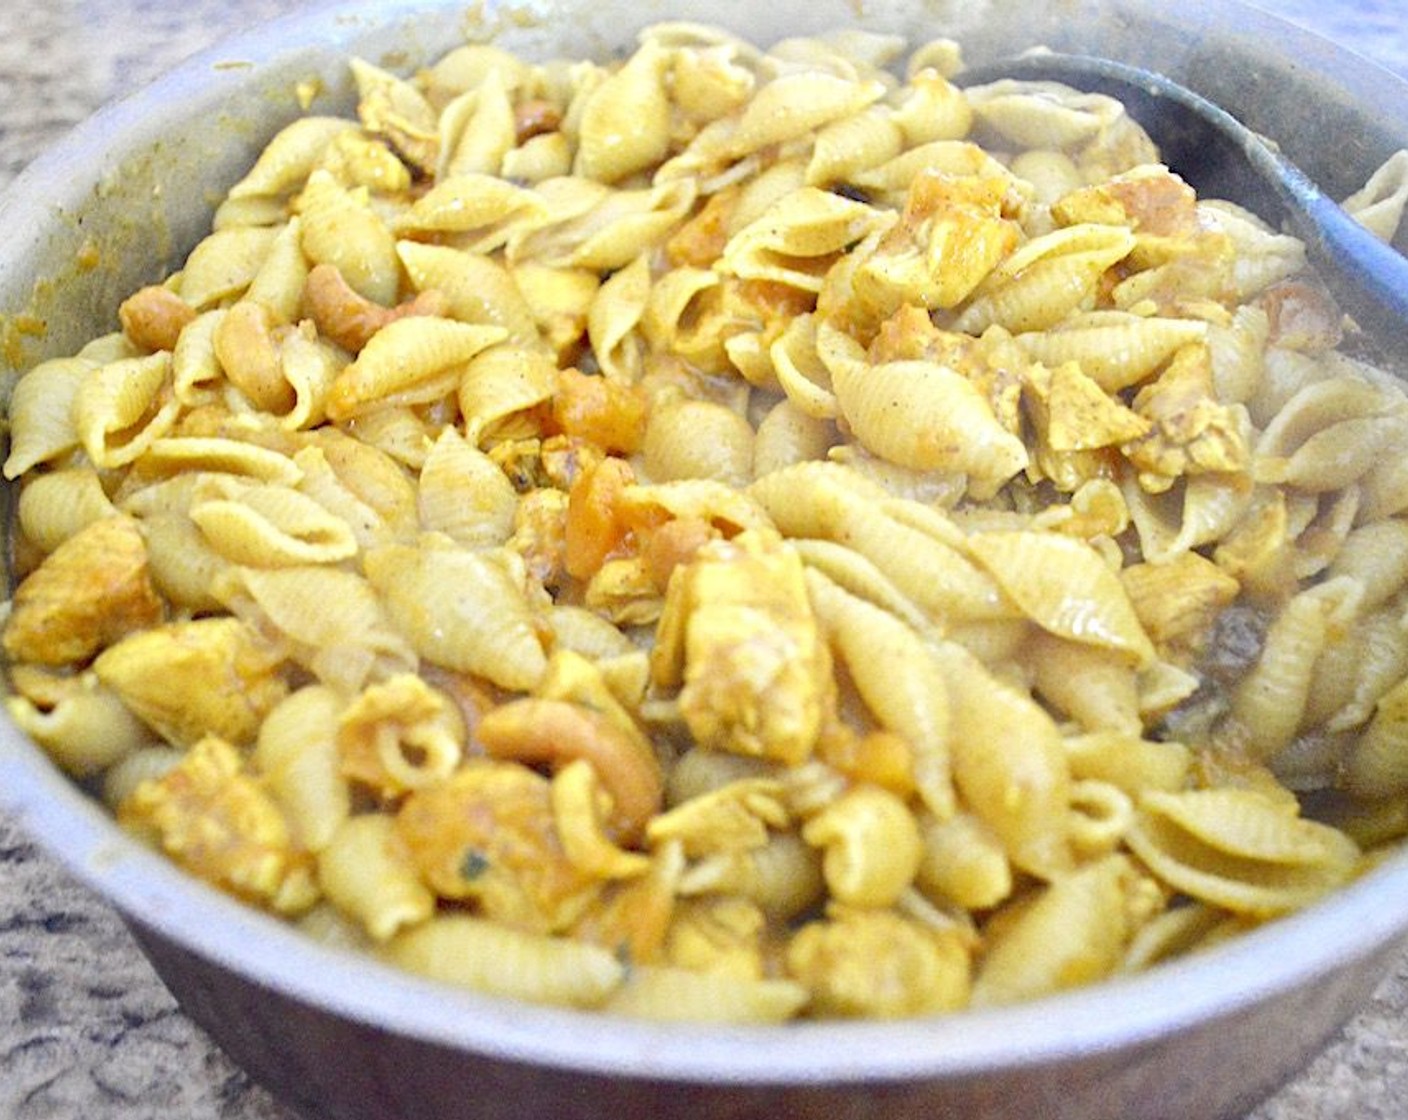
[7,20,1408,1022]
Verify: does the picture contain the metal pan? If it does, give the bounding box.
[2,3,1407,1118]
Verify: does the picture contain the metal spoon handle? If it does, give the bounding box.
[957,52,1408,347]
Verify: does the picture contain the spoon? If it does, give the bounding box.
[954,52,1408,351]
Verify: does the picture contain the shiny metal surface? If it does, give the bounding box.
[3,2,1408,1118]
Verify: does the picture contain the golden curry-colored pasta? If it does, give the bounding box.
[7,20,1408,1022]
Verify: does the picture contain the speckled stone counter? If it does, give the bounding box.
[1,3,1407,1118]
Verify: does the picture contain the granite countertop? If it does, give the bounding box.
[2,2,1407,1118]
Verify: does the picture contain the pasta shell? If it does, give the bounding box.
[639,266,720,358]
[805,106,903,188]
[416,427,519,547]
[1203,201,1306,299]
[586,253,650,382]
[802,783,924,908]
[1305,606,1408,733]
[1063,731,1191,796]
[752,398,835,476]
[5,667,153,778]
[965,79,1127,150]
[326,316,507,420]
[511,261,599,359]
[386,916,624,1008]
[669,43,756,125]
[721,186,890,293]
[363,542,548,691]
[831,358,1029,494]
[728,71,886,158]
[138,435,303,487]
[1341,674,1408,799]
[1220,577,1361,763]
[792,539,931,634]
[771,313,839,419]
[851,140,1013,203]
[396,241,542,349]
[171,310,227,407]
[350,57,440,174]
[392,174,548,253]
[190,480,359,567]
[178,226,280,309]
[227,117,361,200]
[606,966,807,1024]
[891,68,973,146]
[3,356,93,478]
[1124,472,1255,566]
[1255,376,1406,492]
[436,67,515,178]
[318,815,434,941]
[297,429,420,543]
[1028,630,1142,735]
[750,463,1011,623]
[806,569,954,818]
[966,529,1156,665]
[510,178,698,272]
[1341,149,1408,242]
[574,39,672,183]
[1015,311,1208,393]
[916,810,1012,910]
[676,831,823,921]
[1127,788,1360,916]
[972,854,1145,1007]
[501,132,573,185]
[137,514,232,614]
[245,218,311,323]
[642,399,755,488]
[958,223,1138,334]
[297,169,401,305]
[215,564,418,692]
[75,352,181,469]
[15,467,117,555]
[457,344,557,447]
[930,640,1074,879]
[254,685,351,853]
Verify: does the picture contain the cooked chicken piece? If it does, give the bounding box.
[119,736,317,914]
[647,778,789,857]
[1122,551,1242,664]
[653,529,833,765]
[3,515,163,666]
[785,906,971,1017]
[396,760,603,934]
[93,617,288,749]
[665,896,771,980]
[571,840,685,965]
[851,169,1022,319]
[508,487,570,586]
[1052,165,1202,240]
[1123,343,1250,489]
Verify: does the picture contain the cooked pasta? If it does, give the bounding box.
[6,19,1408,1023]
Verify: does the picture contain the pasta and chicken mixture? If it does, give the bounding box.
[7,21,1408,1021]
